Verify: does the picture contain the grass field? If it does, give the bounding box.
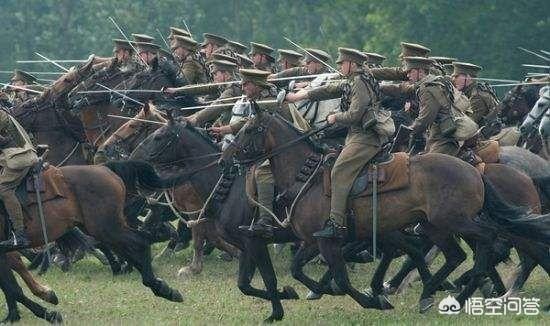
[2,243,548,325]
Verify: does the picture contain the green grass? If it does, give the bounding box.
[2,243,548,325]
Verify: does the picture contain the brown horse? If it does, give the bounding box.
[0,161,186,323]
[220,111,536,312]
[10,59,96,166]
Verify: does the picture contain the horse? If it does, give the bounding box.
[219,110,544,314]
[0,160,186,323]
[131,119,304,321]
[10,60,96,166]
[520,85,550,160]
[68,60,141,148]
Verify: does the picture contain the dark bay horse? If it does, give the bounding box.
[220,111,542,313]
[68,60,141,148]
[10,61,96,166]
[0,161,186,323]
[131,120,301,322]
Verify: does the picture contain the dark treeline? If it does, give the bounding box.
[1,0,549,80]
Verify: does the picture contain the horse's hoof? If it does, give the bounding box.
[169,289,184,302]
[1,312,21,324]
[377,295,394,310]
[45,310,63,324]
[217,251,233,262]
[282,286,299,300]
[479,278,495,298]
[306,291,322,300]
[44,290,59,305]
[419,297,435,313]
[383,282,397,295]
[263,314,283,323]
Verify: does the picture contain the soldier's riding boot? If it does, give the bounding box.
[0,190,30,250]
[313,217,347,239]
[249,181,276,238]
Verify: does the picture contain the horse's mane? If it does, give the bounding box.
[268,113,323,153]
[173,119,220,152]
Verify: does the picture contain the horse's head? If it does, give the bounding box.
[131,113,217,167]
[222,111,279,162]
[540,110,550,141]
[500,83,543,125]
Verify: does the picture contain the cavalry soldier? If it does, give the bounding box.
[92,39,139,73]
[135,41,160,66]
[171,35,209,85]
[210,53,239,65]
[132,33,155,43]
[227,40,248,56]
[284,48,384,239]
[270,49,332,87]
[182,60,242,128]
[452,62,498,125]
[5,70,39,106]
[168,27,191,44]
[249,42,276,73]
[0,108,39,250]
[371,42,431,81]
[430,56,457,75]
[277,49,303,71]
[404,56,461,156]
[364,52,386,68]
[201,33,229,60]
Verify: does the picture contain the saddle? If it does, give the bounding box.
[460,140,501,173]
[323,151,411,198]
[21,164,69,206]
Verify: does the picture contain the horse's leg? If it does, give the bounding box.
[502,250,537,299]
[456,240,492,306]
[290,243,324,293]
[95,243,126,275]
[109,227,183,302]
[317,238,392,310]
[2,294,20,323]
[178,222,206,277]
[206,223,240,259]
[7,252,58,305]
[0,253,62,323]
[419,227,466,313]
[247,238,298,322]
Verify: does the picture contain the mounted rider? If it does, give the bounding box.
[4,70,41,106]
[0,108,39,250]
[249,42,277,73]
[171,35,209,85]
[363,52,386,69]
[403,56,462,156]
[451,62,499,126]
[277,49,303,71]
[201,33,229,61]
[430,56,457,76]
[285,48,385,239]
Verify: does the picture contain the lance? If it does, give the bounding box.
[204,95,244,103]
[284,36,342,76]
[107,114,166,125]
[0,71,64,75]
[178,99,278,111]
[526,73,550,77]
[0,83,43,94]
[97,83,145,106]
[76,89,162,95]
[156,28,170,48]
[522,64,550,69]
[541,50,550,56]
[518,47,550,62]
[491,81,550,87]
[17,59,87,64]
[108,16,149,68]
[474,77,519,83]
[35,52,70,72]
[182,19,193,38]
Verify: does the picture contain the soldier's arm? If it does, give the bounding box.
[469,93,490,124]
[411,86,441,134]
[370,67,407,81]
[271,67,306,79]
[333,76,370,126]
[307,80,345,101]
[170,83,220,96]
[193,88,235,125]
[229,118,248,134]
[380,82,416,99]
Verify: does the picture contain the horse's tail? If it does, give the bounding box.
[105,160,187,191]
[480,175,550,246]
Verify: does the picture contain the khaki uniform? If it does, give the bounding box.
[308,71,383,223]
[180,56,209,85]
[370,67,407,81]
[412,75,459,156]
[193,84,242,126]
[462,82,498,125]
[0,109,38,230]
